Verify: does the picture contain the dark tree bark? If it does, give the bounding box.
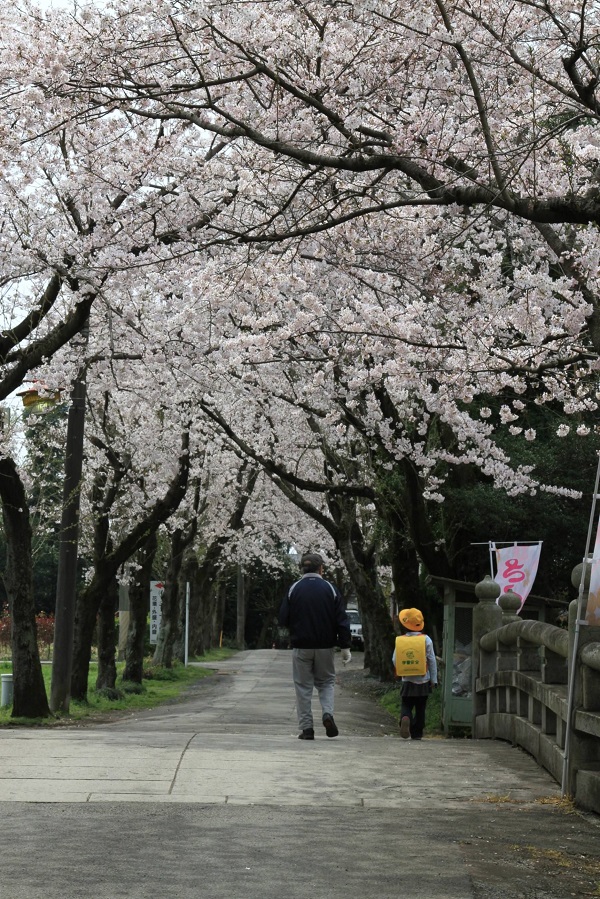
[212,578,227,647]
[0,457,50,718]
[387,528,420,616]
[190,568,220,657]
[123,530,157,684]
[96,573,119,691]
[235,564,246,650]
[153,479,202,667]
[152,528,186,668]
[327,492,396,680]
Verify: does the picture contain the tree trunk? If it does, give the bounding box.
[212,578,227,648]
[96,575,119,691]
[152,529,185,668]
[236,565,246,650]
[123,531,157,683]
[386,519,421,617]
[329,495,395,680]
[188,557,204,656]
[71,578,105,701]
[190,568,219,657]
[173,550,198,662]
[0,458,50,718]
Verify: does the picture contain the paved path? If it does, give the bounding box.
[0,650,598,899]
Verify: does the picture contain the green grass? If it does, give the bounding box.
[0,648,235,726]
[379,681,443,735]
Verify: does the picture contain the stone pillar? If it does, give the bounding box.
[542,646,567,685]
[497,591,520,715]
[472,575,502,731]
[498,591,520,672]
[499,590,521,625]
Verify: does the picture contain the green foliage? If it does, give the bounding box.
[443,403,600,597]
[120,680,146,694]
[142,664,179,681]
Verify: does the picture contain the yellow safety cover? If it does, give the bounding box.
[395,635,427,677]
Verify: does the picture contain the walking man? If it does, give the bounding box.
[279,552,352,740]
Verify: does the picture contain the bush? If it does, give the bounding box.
[0,606,55,659]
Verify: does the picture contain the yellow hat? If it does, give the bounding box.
[399,608,424,631]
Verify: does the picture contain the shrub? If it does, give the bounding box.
[0,607,55,659]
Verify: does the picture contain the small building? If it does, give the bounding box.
[427,575,564,736]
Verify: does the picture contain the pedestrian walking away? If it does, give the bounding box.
[392,608,438,741]
[278,552,352,740]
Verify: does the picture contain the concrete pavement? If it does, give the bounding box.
[0,650,556,805]
[0,649,598,898]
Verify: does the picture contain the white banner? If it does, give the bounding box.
[586,524,600,624]
[149,581,164,645]
[494,543,542,612]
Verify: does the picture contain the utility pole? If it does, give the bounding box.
[50,322,89,713]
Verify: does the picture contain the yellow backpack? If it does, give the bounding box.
[395,635,427,677]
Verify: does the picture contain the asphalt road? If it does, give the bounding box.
[0,649,598,899]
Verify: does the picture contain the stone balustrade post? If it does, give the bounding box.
[497,591,520,671]
[542,645,568,685]
[499,590,521,625]
[472,575,502,730]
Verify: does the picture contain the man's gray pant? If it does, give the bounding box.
[292,647,336,731]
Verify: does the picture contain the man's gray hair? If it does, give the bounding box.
[300,552,324,573]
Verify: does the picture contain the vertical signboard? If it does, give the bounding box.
[149,581,164,645]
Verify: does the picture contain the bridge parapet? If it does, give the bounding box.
[474,570,600,814]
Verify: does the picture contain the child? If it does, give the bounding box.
[392,608,438,741]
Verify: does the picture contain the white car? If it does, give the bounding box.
[347,608,364,649]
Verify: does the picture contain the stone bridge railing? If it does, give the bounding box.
[473,566,600,814]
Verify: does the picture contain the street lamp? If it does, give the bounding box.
[17,382,62,415]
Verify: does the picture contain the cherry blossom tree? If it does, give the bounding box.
[5,0,600,693]
[63,1,600,328]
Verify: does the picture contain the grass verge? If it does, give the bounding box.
[0,648,235,726]
[379,680,443,735]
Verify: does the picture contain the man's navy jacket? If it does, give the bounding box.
[278,573,351,649]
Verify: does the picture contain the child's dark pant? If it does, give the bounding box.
[400,695,428,739]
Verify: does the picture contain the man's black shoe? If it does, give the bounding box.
[298,728,315,740]
[322,714,339,738]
